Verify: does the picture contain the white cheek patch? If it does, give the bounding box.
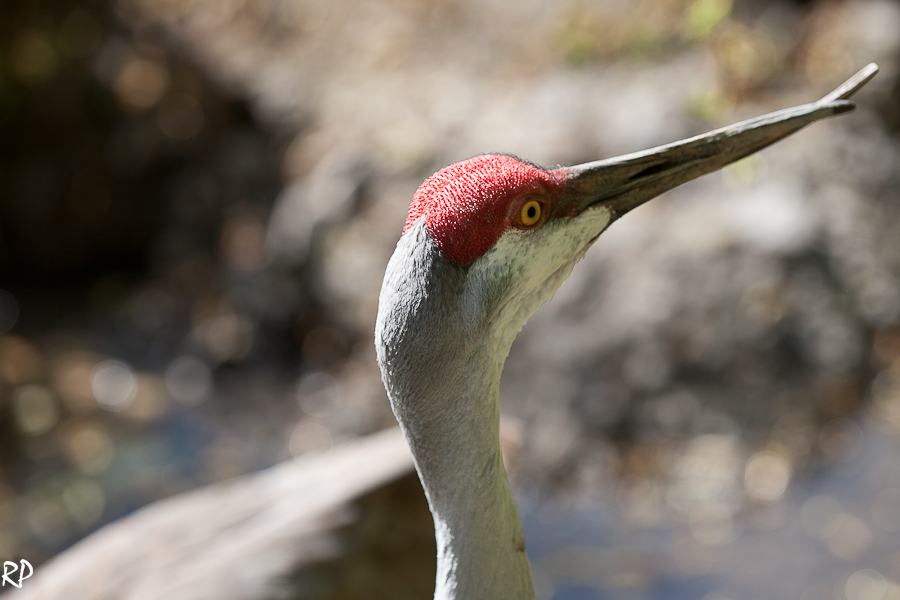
[462,206,612,335]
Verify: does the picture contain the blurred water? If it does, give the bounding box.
[524,413,900,600]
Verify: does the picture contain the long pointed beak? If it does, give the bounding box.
[554,63,878,220]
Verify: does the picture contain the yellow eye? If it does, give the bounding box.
[517,199,543,228]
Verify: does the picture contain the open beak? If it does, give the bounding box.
[554,63,878,220]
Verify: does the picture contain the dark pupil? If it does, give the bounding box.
[527,206,536,219]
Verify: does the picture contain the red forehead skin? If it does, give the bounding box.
[404,154,567,266]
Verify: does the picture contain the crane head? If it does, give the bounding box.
[411,63,879,265]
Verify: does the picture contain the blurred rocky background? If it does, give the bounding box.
[1,0,900,598]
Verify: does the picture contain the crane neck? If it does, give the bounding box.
[414,344,532,600]
[376,222,535,600]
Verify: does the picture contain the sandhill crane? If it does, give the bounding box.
[3,63,877,600]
